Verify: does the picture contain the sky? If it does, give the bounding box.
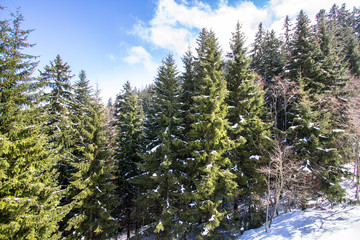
[2,0,359,102]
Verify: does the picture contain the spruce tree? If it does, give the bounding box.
[250,23,265,71]
[137,54,187,238]
[0,9,64,239]
[39,54,75,189]
[286,10,325,94]
[261,30,285,84]
[64,76,116,239]
[225,23,272,229]
[288,80,345,204]
[180,48,197,135]
[113,81,143,238]
[282,15,292,55]
[188,29,237,238]
[315,9,348,93]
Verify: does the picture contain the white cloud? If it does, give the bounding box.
[131,0,359,57]
[124,46,158,73]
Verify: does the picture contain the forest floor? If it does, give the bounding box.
[237,165,360,240]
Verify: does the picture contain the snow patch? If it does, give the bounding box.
[249,155,261,160]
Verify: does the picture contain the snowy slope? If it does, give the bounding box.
[237,169,360,240]
[237,204,360,240]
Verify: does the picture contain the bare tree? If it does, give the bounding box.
[266,76,298,131]
[345,76,360,201]
[259,138,312,232]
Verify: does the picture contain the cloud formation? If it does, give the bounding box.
[131,0,359,56]
[124,46,158,73]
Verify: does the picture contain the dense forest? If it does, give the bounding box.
[1,3,360,240]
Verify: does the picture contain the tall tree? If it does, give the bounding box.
[137,54,187,238]
[261,30,285,84]
[250,23,265,71]
[188,29,237,238]
[316,9,348,93]
[287,80,345,204]
[39,54,75,189]
[225,23,272,230]
[180,47,197,135]
[0,9,65,239]
[113,81,144,238]
[65,76,116,239]
[286,10,325,94]
[282,15,292,55]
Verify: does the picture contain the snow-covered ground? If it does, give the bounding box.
[237,204,360,240]
[237,166,360,240]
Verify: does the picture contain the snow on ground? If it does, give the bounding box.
[238,165,360,240]
[237,204,360,240]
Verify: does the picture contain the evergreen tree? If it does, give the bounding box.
[0,9,65,239]
[137,54,187,238]
[288,80,345,204]
[225,23,272,229]
[39,54,75,189]
[315,9,348,93]
[343,27,360,76]
[250,23,265,71]
[180,47,197,135]
[261,30,285,83]
[286,10,325,94]
[65,76,116,239]
[188,29,237,238]
[113,81,144,238]
[282,15,292,55]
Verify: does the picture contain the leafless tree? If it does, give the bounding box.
[344,76,360,201]
[258,138,312,232]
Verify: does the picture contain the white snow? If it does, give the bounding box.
[332,129,345,133]
[237,166,360,240]
[237,205,360,240]
[316,147,336,152]
[149,144,161,153]
[239,115,245,123]
[95,186,102,193]
[202,227,210,236]
[249,155,261,160]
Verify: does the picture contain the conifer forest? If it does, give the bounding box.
[2,3,360,240]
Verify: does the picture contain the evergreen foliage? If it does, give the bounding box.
[286,10,326,94]
[225,23,272,230]
[113,81,144,238]
[39,54,75,189]
[63,76,116,239]
[2,4,360,239]
[287,80,345,203]
[137,54,187,238]
[188,28,237,238]
[0,9,65,239]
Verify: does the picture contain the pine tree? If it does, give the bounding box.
[39,54,75,189]
[225,23,272,230]
[64,76,116,239]
[286,10,325,94]
[250,23,265,71]
[188,29,237,238]
[180,47,197,135]
[282,15,292,55]
[113,81,144,238]
[343,27,360,76]
[288,80,345,204]
[315,9,348,93]
[261,30,285,84]
[136,54,187,238]
[0,9,65,239]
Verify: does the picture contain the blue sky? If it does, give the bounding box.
[2,0,359,101]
